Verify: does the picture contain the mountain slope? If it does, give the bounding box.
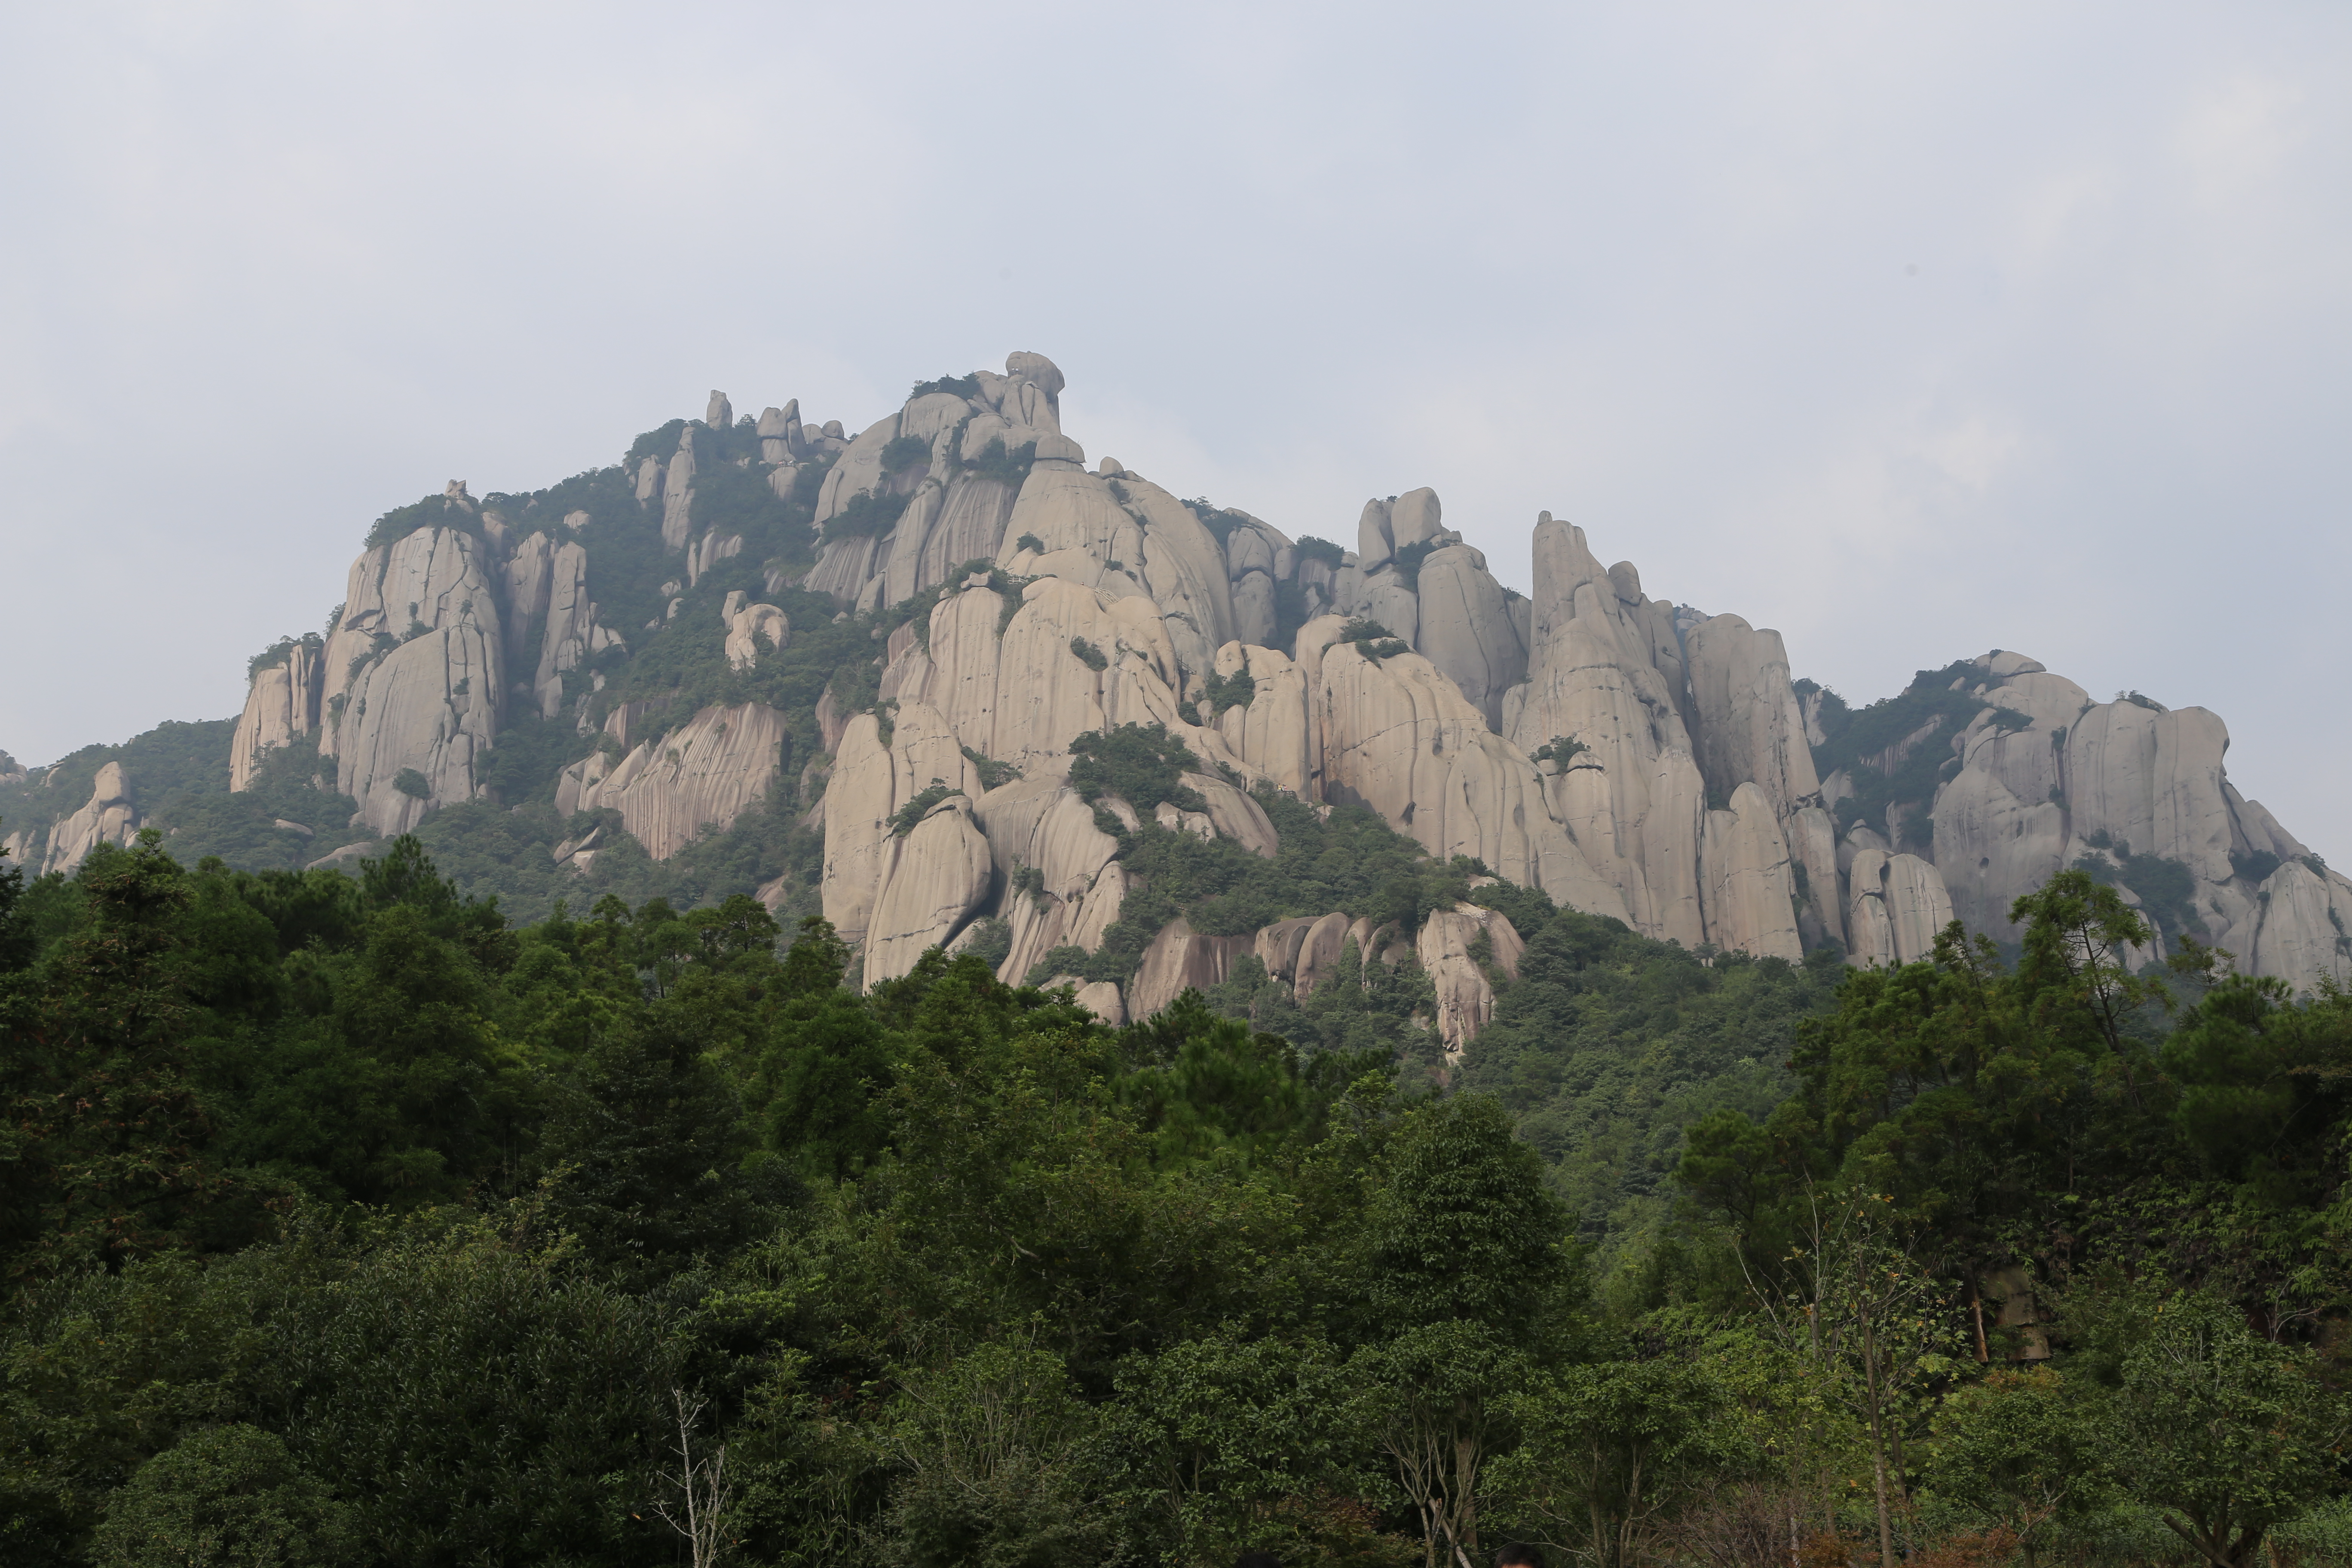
[5,351,2345,1040]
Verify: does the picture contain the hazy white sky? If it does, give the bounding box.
[4,2,2347,858]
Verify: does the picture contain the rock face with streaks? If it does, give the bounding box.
[555,703,787,861]
[319,524,507,835]
[1417,903,1525,1054]
[230,640,325,791]
[45,763,141,875]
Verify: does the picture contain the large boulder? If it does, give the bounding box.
[1684,613,1820,820]
[863,796,994,988]
[1847,849,1954,967]
[1699,782,1804,962]
[230,642,323,792]
[1127,919,1254,1019]
[1416,903,1525,1054]
[2064,701,2235,885]
[43,762,139,875]
[1506,515,1704,943]
[533,540,623,719]
[2246,861,2352,992]
[1212,643,1312,797]
[1413,543,1526,729]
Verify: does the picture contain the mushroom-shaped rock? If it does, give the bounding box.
[862,796,993,988]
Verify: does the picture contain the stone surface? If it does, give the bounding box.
[2247,861,2352,991]
[862,796,992,987]
[44,762,139,875]
[661,428,698,551]
[554,703,787,861]
[1127,918,1254,1019]
[1312,633,1631,920]
[1684,613,1821,820]
[1073,980,1127,1025]
[1699,782,1804,962]
[1416,902,1525,1054]
[1506,514,1706,946]
[1847,849,1955,966]
[724,603,790,670]
[1412,543,1526,729]
[315,524,511,832]
[231,642,324,792]
[1213,643,1312,797]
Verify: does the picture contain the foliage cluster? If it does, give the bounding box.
[2,833,2349,1567]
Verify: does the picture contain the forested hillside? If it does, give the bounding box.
[4,823,2347,1568]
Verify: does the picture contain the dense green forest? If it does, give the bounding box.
[3,824,2348,1568]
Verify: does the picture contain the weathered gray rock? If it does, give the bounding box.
[724,603,789,670]
[863,796,992,987]
[44,762,139,875]
[1931,763,2067,940]
[1180,772,1279,858]
[1700,782,1804,962]
[1416,902,1524,1054]
[325,527,506,834]
[554,703,787,861]
[1412,542,1526,729]
[534,541,624,719]
[1212,642,1312,798]
[1684,613,1820,821]
[1507,514,1705,946]
[1310,630,1632,920]
[501,532,554,669]
[661,428,698,551]
[706,390,732,431]
[1847,849,1954,967]
[1785,804,1844,951]
[2064,701,2235,886]
[1128,918,1254,1019]
[2247,860,2352,991]
[994,464,1236,678]
[231,642,324,792]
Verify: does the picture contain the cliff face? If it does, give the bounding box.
[11,349,2341,1053]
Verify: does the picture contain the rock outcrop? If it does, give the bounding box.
[44,762,140,875]
[230,640,324,791]
[862,795,993,987]
[555,703,787,861]
[316,524,508,833]
[1416,903,1525,1054]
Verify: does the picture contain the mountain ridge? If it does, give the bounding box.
[5,350,2344,1044]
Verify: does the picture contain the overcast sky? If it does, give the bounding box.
[4,1,2346,859]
